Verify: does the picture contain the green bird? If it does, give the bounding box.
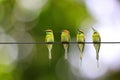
[92,27,101,67]
[61,30,71,60]
[45,29,54,60]
[77,30,85,62]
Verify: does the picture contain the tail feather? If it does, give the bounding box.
[80,52,83,61]
[48,49,52,60]
[65,48,68,60]
[96,53,99,60]
[80,52,83,66]
[97,60,99,68]
[47,44,53,60]
[63,44,68,60]
[96,53,99,68]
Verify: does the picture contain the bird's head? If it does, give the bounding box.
[45,29,53,34]
[92,27,98,33]
[45,29,53,32]
[78,29,84,34]
[62,30,70,34]
[92,27,97,32]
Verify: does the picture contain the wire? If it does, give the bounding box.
[0,42,119,44]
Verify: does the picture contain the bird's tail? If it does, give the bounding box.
[48,44,53,60]
[48,49,52,60]
[80,52,83,62]
[96,53,99,68]
[65,47,68,60]
[63,44,68,60]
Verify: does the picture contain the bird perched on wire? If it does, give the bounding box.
[45,29,54,60]
[77,30,85,63]
[61,30,71,60]
[92,27,101,68]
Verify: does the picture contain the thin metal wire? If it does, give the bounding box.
[0,42,119,44]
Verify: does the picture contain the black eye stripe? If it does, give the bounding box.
[79,31,83,33]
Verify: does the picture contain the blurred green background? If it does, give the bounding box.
[0,0,120,80]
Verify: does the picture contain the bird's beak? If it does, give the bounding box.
[92,27,96,31]
[44,29,48,32]
[44,29,49,32]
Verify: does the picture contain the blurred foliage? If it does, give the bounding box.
[0,0,15,31]
[0,0,119,80]
[0,0,100,80]
[30,0,90,80]
[33,0,90,38]
[0,0,91,80]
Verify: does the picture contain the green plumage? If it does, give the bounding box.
[77,30,85,61]
[61,30,70,60]
[45,29,54,60]
[92,28,101,67]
